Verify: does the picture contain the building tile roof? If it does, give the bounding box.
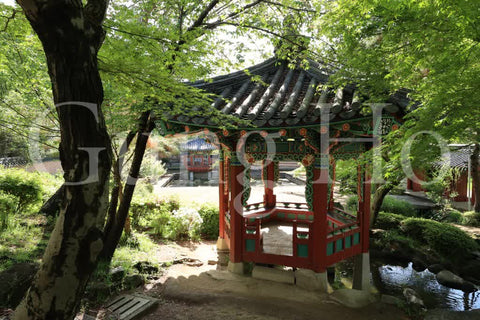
[171,58,409,129]
[181,137,216,152]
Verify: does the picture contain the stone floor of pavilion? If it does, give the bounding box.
[261,221,309,256]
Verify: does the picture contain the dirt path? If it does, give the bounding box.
[451,224,480,239]
[134,242,408,320]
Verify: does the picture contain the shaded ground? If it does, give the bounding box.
[124,241,408,320]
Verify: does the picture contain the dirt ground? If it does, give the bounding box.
[130,241,408,320]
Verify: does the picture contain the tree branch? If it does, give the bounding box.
[263,0,316,13]
[204,0,264,29]
[1,8,18,32]
[186,0,220,32]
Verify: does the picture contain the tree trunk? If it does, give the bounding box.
[103,131,136,241]
[472,143,480,213]
[371,183,394,226]
[14,1,112,319]
[100,111,155,262]
[39,184,64,217]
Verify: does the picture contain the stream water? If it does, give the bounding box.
[337,260,480,311]
[375,262,480,311]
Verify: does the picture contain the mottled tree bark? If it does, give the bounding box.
[14,0,112,319]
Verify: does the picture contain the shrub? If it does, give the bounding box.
[346,195,358,213]
[380,196,416,217]
[335,159,357,195]
[462,211,480,227]
[401,218,479,262]
[167,207,203,240]
[130,196,180,230]
[198,204,219,240]
[374,212,406,230]
[442,209,463,223]
[139,154,165,182]
[0,168,43,214]
[0,191,16,230]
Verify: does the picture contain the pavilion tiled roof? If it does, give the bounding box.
[437,146,479,170]
[172,57,409,128]
[181,137,216,152]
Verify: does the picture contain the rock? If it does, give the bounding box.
[403,288,424,307]
[436,270,477,293]
[184,258,203,267]
[109,266,125,283]
[86,283,111,301]
[425,309,480,320]
[295,269,330,292]
[123,274,145,290]
[217,249,229,266]
[0,262,39,308]
[471,251,480,260]
[459,260,480,284]
[133,261,159,274]
[427,264,445,274]
[329,289,376,308]
[412,258,427,272]
[380,294,402,305]
[252,265,294,284]
[370,229,386,238]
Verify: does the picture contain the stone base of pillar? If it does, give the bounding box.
[227,261,245,275]
[295,269,330,293]
[352,252,371,291]
[216,237,229,250]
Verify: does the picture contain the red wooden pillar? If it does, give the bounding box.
[218,151,226,239]
[263,160,276,208]
[329,158,336,211]
[312,158,329,273]
[229,158,244,263]
[357,164,371,253]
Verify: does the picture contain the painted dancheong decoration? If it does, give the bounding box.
[156,57,408,290]
[180,137,218,180]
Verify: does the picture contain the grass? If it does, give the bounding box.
[0,214,51,272]
[112,232,163,272]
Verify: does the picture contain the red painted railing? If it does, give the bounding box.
[239,203,362,269]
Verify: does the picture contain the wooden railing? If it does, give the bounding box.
[237,202,363,269]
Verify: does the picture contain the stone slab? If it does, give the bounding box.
[252,265,294,284]
[295,269,330,292]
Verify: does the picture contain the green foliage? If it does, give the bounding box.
[335,159,357,195]
[374,212,406,230]
[129,197,180,230]
[380,196,416,217]
[318,0,480,145]
[0,5,58,158]
[291,164,305,178]
[0,167,43,214]
[130,196,204,240]
[164,208,203,241]
[462,211,480,227]
[425,208,463,223]
[139,154,165,181]
[401,218,479,262]
[112,232,159,271]
[0,191,16,230]
[346,195,358,213]
[198,203,219,240]
[0,213,51,272]
[442,209,463,224]
[118,231,140,249]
